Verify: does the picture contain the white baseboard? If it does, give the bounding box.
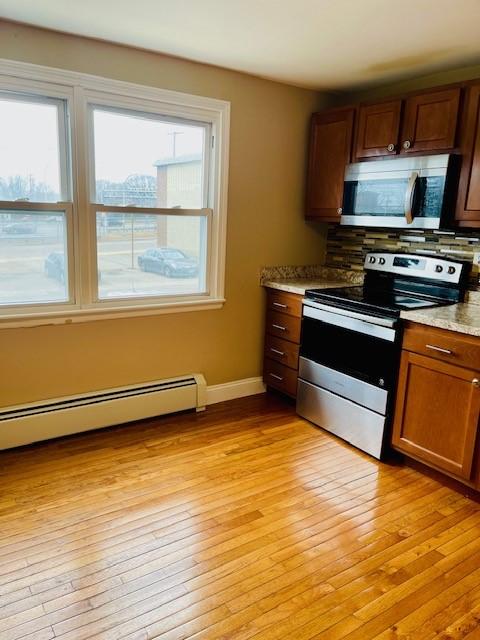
[206,376,266,405]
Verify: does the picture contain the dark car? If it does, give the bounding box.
[44,253,102,284]
[137,248,198,277]
[44,252,65,282]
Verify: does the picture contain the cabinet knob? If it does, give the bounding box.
[403,140,411,150]
[387,143,395,152]
[337,207,342,214]
[473,378,480,387]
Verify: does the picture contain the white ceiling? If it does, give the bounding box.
[1,0,480,90]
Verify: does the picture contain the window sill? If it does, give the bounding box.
[0,298,226,329]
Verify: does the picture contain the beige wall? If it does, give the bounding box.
[0,21,331,407]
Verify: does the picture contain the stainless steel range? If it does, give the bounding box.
[297,252,470,459]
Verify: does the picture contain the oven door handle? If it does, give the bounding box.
[302,302,397,342]
[404,171,419,225]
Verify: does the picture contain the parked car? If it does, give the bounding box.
[3,222,36,235]
[44,252,65,283]
[44,253,102,284]
[137,248,198,277]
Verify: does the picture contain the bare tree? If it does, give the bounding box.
[0,175,58,201]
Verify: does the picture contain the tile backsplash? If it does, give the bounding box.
[326,225,480,288]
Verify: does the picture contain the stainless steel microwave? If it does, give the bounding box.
[341,154,457,229]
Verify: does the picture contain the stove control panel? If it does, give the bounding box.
[364,252,467,285]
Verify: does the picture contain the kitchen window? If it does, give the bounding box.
[0,60,230,325]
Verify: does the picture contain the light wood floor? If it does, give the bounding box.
[1,393,480,640]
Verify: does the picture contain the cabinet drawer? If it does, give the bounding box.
[263,358,298,397]
[266,310,301,343]
[403,323,480,371]
[264,334,299,370]
[266,290,302,318]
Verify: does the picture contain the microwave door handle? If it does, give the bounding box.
[404,171,419,224]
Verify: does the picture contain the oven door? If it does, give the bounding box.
[300,303,399,391]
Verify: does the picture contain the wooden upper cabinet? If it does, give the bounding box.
[355,100,402,159]
[456,83,480,227]
[392,350,480,481]
[400,87,461,154]
[306,107,354,221]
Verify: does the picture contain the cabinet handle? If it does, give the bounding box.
[387,143,395,152]
[337,207,343,214]
[473,378,480,387]
[272,302,288,309]
[269,373,284,382]
[403,139,412,150]
[272,324,286,331]
[426,344,453,355]
[270,347,285,356]
[404,171,418,225]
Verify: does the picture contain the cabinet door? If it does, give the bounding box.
[400,88,460,154]
[456,83,480,226]
[392,350,480,480]
[355,100,402,159]
[306,107,354,222]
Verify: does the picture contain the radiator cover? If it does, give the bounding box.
[0,374,206,450]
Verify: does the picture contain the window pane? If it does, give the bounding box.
[0,95,64,202]
[93,108,206,208]
[0,211,68,305]
[96,213,207,300]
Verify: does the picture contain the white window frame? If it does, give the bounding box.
[0,59,230,327]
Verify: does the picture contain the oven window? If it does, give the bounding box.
[300,316,398,388]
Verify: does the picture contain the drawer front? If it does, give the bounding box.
[266,310,301,343]
[403,323,480,371]
[266,290,302,318]
[264,334,300,370]
[263,358,298,397]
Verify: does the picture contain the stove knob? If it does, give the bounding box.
[379,257,386,265]
[448,266,456,275]
[369,257,376,264]
[435,265,443,273]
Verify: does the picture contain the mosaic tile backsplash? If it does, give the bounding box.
[326,226,480,288]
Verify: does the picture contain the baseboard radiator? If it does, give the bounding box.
[0,374,207,450]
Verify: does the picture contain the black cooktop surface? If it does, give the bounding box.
[305,285,447,317]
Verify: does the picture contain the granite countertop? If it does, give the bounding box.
[260,264,363,295]
[400,291,480,338]
[262,278,357,295]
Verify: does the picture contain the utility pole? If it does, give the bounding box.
[168,130,184,158]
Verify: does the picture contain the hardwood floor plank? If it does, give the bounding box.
[0,393,479,640]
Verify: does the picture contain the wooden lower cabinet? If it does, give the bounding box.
[392,324,480,485]
[263,357,299,398]
[263,289,302,398]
